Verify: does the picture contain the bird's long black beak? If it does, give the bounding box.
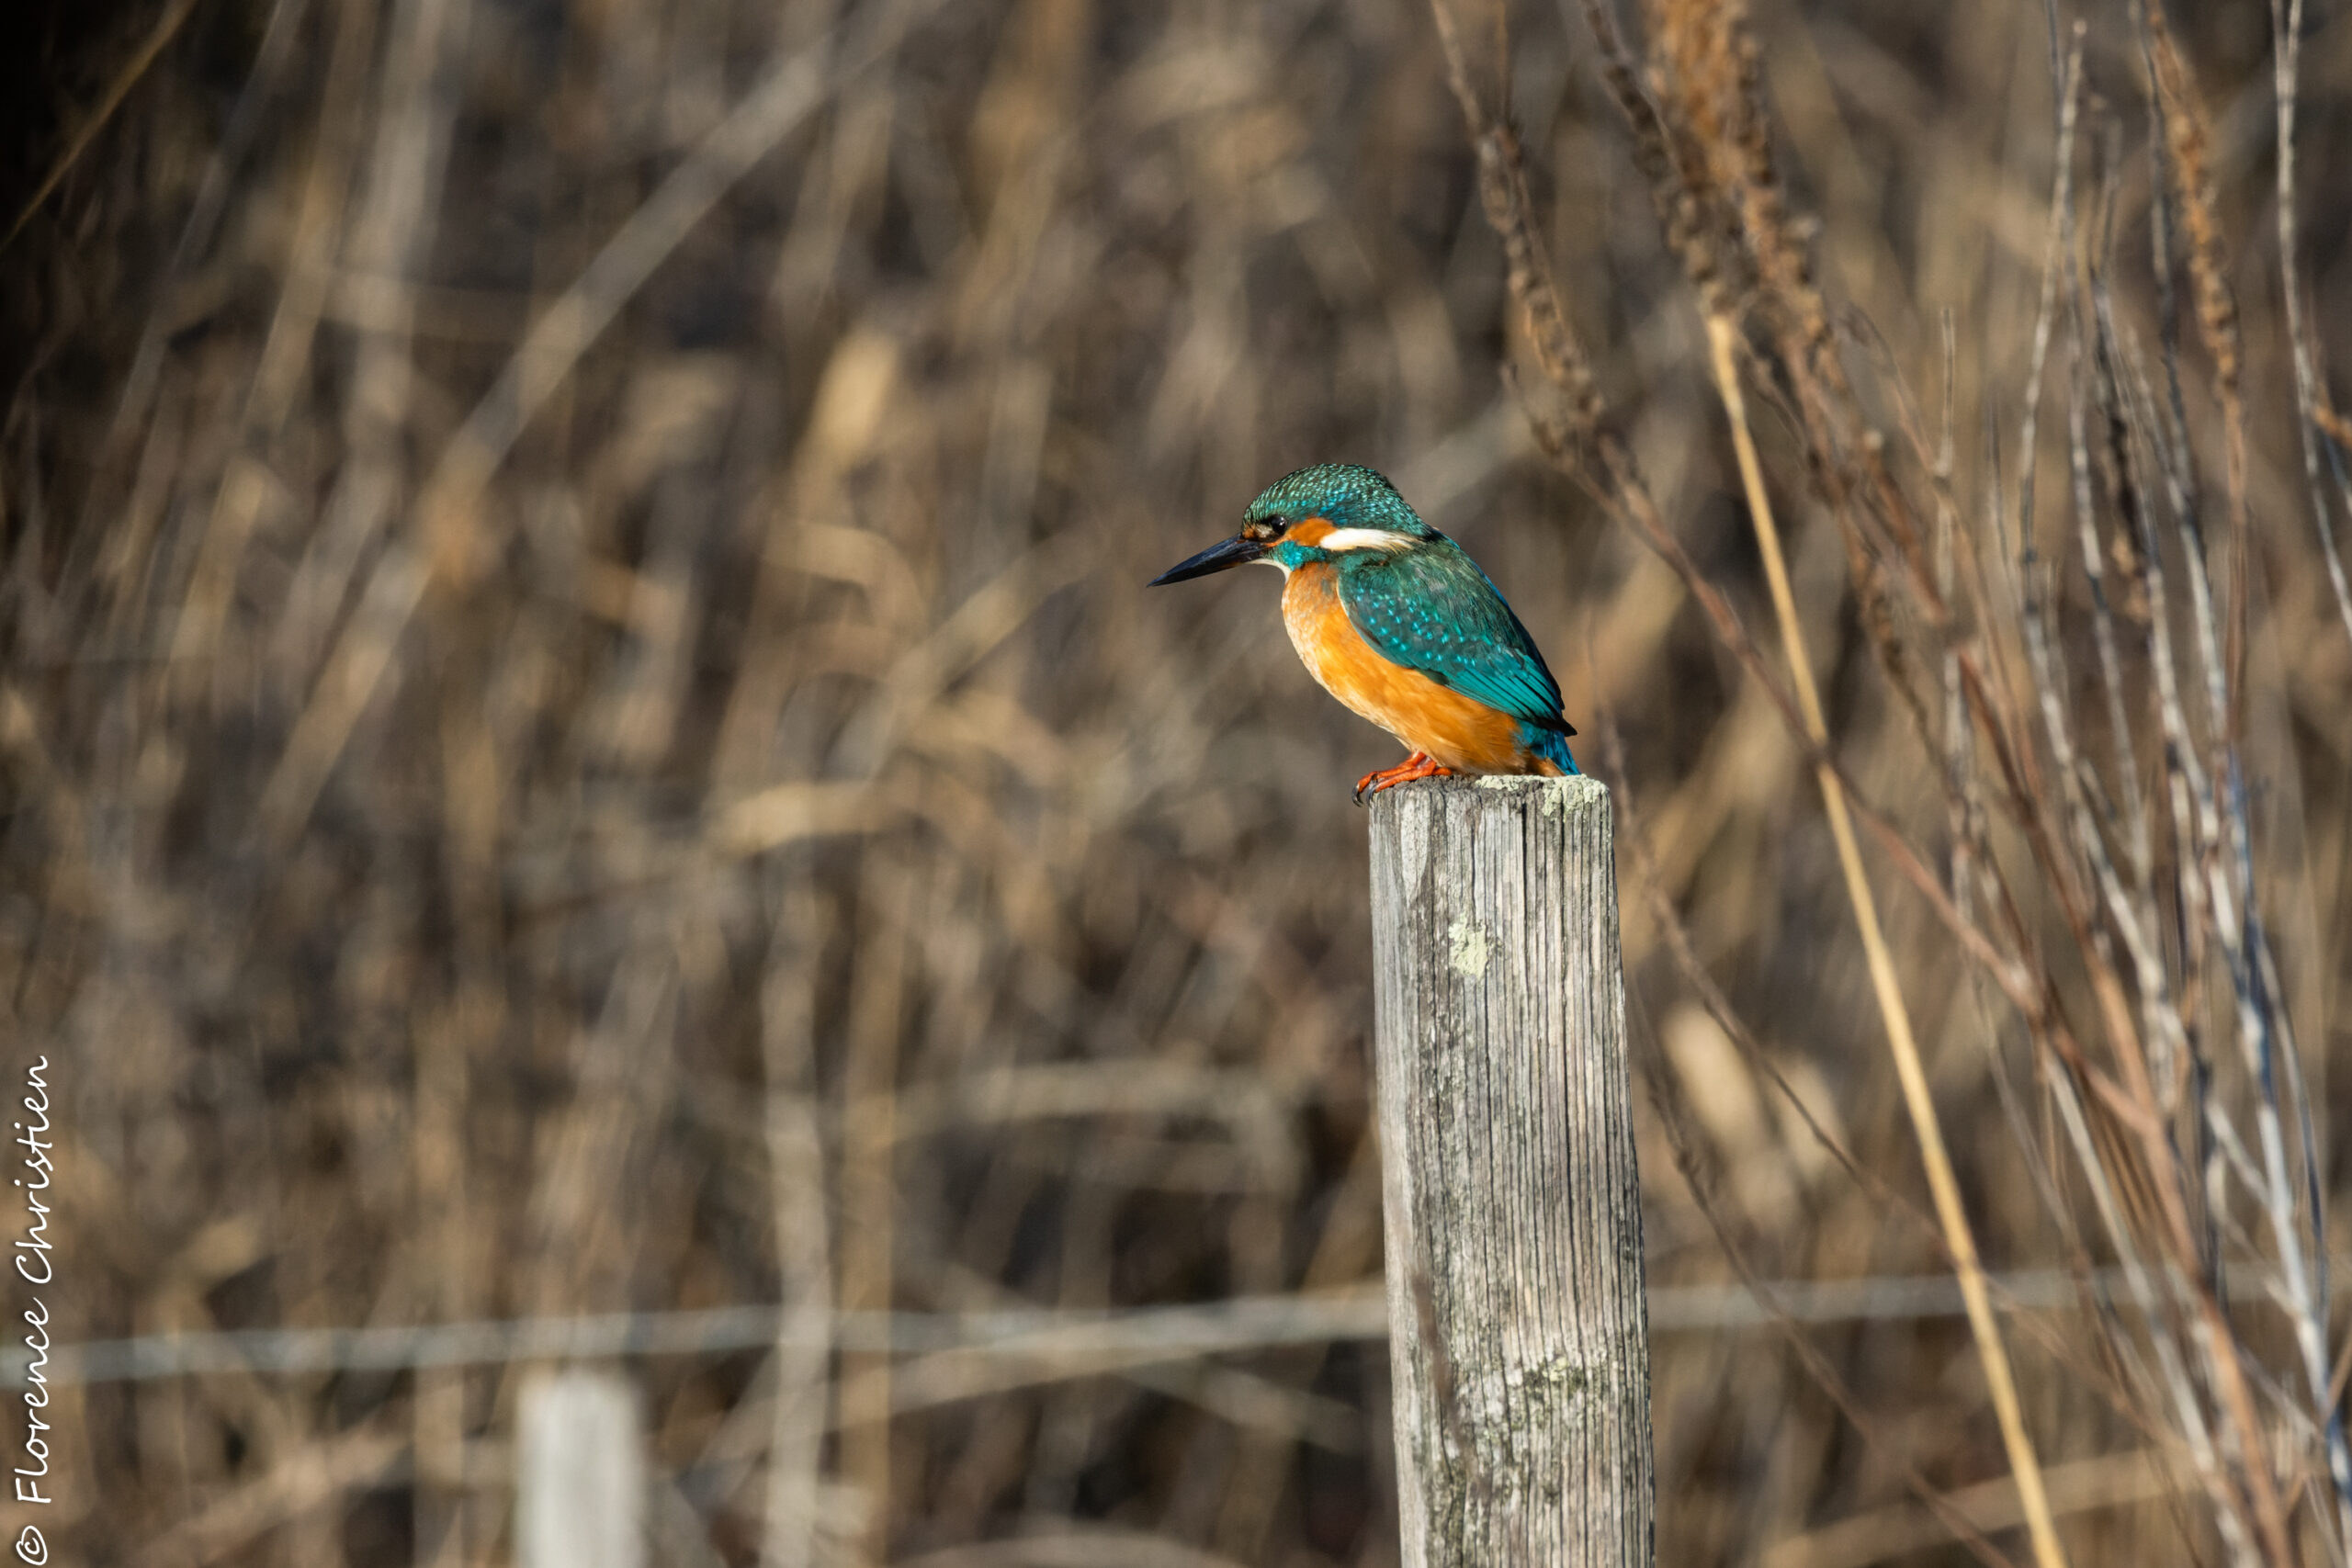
[1148,535,1264,586]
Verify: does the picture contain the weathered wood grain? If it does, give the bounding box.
[1369,774,1652,1566]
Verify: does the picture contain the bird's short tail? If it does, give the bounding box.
[1530,725,1580,776]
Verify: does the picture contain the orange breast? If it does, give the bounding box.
[1281,563,1544,774]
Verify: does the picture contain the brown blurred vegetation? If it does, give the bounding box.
[4,0,2351,1562]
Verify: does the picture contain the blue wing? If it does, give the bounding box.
[1338,545,1574,734]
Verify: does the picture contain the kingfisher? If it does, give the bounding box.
[1150,463,1577,801]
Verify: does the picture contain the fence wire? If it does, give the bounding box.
[21,1264,2323,1387]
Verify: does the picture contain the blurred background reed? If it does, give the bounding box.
[4,0,2349,1562]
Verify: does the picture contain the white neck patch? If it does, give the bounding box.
[1319,528,1415,554]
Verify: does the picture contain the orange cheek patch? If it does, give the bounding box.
[1284,516,1335,547]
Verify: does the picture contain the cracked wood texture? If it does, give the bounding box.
[1369,774,1653,1566]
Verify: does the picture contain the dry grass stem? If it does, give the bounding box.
[1703,310,2070,1568]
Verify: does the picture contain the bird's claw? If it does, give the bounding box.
[1353,752,1455,806]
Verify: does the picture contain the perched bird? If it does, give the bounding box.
[1150,463,1577,801]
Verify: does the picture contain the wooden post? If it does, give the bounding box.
[1368,774,1653,1565]
[518,1370,647,1568]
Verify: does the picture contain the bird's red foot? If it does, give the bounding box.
[1353,751,1456,806]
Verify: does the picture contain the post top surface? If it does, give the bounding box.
[1471,773,1608,803]
[1374,775,1609,831]
[1370,772,1609,811]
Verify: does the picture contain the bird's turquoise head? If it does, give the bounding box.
[1148,463,1438,585]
